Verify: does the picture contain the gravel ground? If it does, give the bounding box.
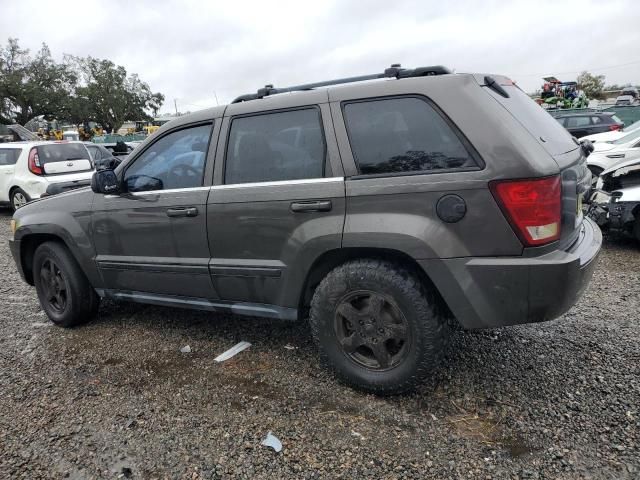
[0,209,638,479]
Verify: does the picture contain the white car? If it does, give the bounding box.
[0,141,94,210]
[587,128,640,175]
[582,119,640,143]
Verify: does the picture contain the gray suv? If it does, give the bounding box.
[9,65,601,394]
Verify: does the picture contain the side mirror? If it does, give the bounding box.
[91,170,120,194]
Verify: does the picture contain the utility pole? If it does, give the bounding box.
[213,92,219,106]
[174,99,178,115]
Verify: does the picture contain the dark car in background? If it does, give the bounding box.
[84,143,122,170]
[555,112,624,138]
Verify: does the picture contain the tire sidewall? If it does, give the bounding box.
[33,244,78,326]
[311,262,441,393]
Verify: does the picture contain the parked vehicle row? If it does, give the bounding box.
[10,65,601,394]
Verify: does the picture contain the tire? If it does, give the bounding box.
[33,241,99,327]
[10,187,30,211]
[633,217,640,244]
[309,259,448,395]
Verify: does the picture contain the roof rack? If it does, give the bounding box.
[231,64,451,103]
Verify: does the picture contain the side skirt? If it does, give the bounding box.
[96,289,298,321]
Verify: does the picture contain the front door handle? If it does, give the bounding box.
[290,200,332,213]
[166,207,198,217]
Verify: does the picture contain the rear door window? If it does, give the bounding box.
[0,149,20,166]
[36,143,93,175]
[342,97,479,175]
[566,116,591,128]
[225,108,325,184]
[485,85,577,156]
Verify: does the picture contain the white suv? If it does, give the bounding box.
[0,141,95,210]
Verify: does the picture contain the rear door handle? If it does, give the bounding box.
[290,200,332,213]
[166,207,198,217]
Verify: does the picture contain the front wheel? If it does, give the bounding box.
[309,259,448,395]
[33,242,99,327]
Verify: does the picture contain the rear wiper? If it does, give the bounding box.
[484,76,510,98]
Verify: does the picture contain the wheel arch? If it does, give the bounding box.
[19,233,73,285]
[297,247,452,321]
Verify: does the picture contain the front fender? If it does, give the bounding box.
[12,190,101,287]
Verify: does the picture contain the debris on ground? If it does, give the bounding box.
[261,431,282,452]
[284,344,296,350]
[179,345,192,353]
[214,341,251,362]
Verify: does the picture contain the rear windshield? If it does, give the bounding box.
[485,85,578,156]
[35,143,90,164]
[0,148,20,166]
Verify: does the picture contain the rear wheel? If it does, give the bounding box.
[10,188,30,211]
[309,259,448,395]
[633,216,640,244]
[33,242,99,327]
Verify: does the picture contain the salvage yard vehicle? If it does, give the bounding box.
[84,143,121,170]
[589,158,640,242]
[9,65,602,394]
[0,141,95,210]
[586,127,640,176]
[582,119,640,144]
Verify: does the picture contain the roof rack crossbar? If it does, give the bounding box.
[231,64,451,103]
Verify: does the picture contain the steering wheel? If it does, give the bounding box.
[169,163,200,178]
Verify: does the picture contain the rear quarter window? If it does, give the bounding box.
[342,96,480,175]
[0,149,20,166]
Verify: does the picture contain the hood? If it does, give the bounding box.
[592,142,617,153]
[601,156,640,176]
[13,185,94,221]
[582,130,624,143]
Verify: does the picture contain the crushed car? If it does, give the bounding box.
[588,157,640,242]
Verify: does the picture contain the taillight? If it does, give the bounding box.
[28,148,43,175]
[490,176,562,247]
[609,124,621,131]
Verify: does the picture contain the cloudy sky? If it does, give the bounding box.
[2,0,639,114]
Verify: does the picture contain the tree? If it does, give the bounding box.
[0,38,164,130]
[68,56,165,133]
[0,38,75,125]
[576,71,605,100]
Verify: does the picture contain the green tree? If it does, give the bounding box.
[69,56,165,133]
[576,71,605,100]
[0,38,75,125]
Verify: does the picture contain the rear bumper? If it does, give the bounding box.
[421,217,602,329]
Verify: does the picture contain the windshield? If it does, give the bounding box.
[623,120,640,132]
[611,128,640,145]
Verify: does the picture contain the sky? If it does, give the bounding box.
[1,0,639,114]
